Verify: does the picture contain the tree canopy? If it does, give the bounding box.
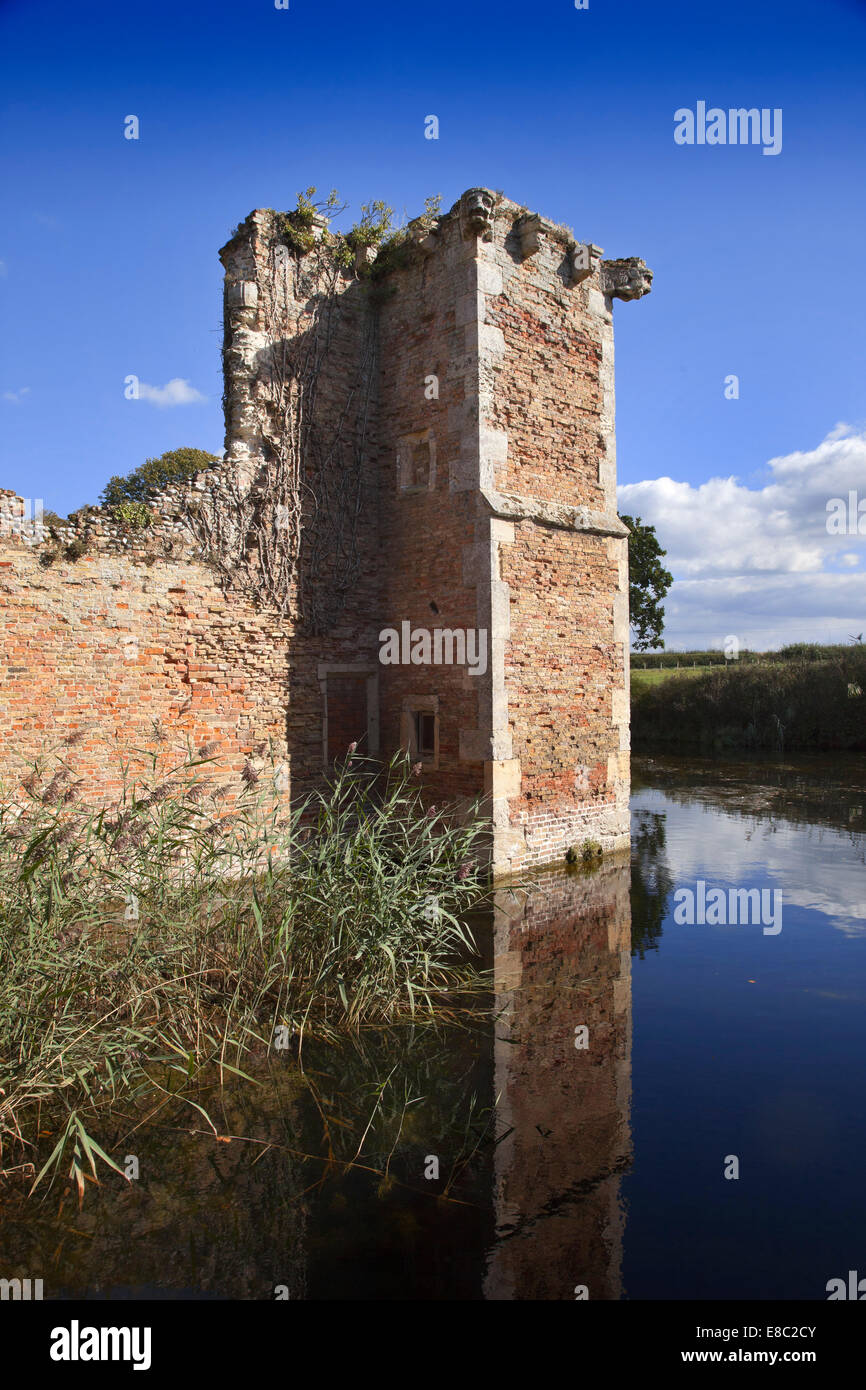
[100,448,220,509]
[620,513,674,651]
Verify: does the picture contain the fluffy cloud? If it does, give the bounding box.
[618,424,866,650]
[2,386,30,403]
[137,378,206,407]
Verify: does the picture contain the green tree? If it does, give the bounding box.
[100,447,220,508]
[620,513,674,651]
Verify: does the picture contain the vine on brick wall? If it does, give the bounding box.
[184,191,440,633]
[181,240,374,630]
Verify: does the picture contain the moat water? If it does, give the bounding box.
[2,753,865,1299]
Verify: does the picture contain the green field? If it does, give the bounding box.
[631,665,712,690]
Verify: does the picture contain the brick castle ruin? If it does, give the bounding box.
[0,188,652,875]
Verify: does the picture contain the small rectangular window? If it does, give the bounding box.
[414,710,436,758]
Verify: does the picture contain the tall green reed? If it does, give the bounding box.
[0,735,491,1202]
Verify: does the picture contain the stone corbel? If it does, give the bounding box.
[460,188,496,241]
[600,257,653,301]
[409,220,440,254]
[226,279,258,309]
[516,213,543,258]
[568,242,603,286]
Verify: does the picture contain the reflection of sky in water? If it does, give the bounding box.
[634,787,866,935]
[625,763,866,1300]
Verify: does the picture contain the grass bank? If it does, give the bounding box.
[631,666,710,691]
[631,646,866,752]
[0,738,490,1202]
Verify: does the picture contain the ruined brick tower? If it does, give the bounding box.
[220,188,651,873]
[0,187,650,877]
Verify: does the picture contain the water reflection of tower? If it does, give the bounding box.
[484,857,633,1300]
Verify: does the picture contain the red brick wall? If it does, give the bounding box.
[326,674,368,763]
[486,262,605,506]
[375,219,486,808]
[475,203,630,868]
[502,524,623,859]
[0,542,290,801]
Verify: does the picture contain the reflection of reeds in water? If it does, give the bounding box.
[0,735,492,1205]
[291,1024,496,1201]
[0,1027,497,1299]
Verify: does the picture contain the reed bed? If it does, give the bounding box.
[0,738,490,1201]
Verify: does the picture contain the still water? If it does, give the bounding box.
[2,754,864,1299]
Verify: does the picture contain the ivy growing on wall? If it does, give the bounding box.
[186,189,441,632]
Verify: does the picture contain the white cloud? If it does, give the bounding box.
[2,386,30,403]
[0,260,7,277]
[618,423,866,649]
[825,421,853,442]
[137,378,207,407]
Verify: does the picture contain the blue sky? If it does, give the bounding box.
[1,0,865,647]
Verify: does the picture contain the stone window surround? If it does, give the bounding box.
[317,663,380,769]
[400,694,440,769]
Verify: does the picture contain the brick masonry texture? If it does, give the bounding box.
[486,857,632,1297]
[0,539,291,802]
[0,190,651,872]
